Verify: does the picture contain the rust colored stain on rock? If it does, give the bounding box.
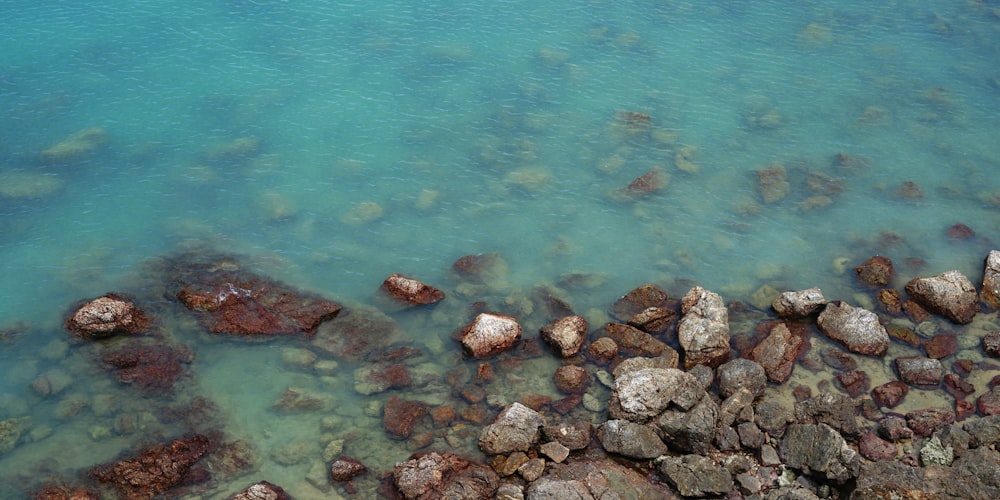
[91,434,212,500]
[65,293,150,340]
[101,342,190,392]
[381,273,445,305]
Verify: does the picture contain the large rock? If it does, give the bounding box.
[716,358,767,399]
[609,368,705,423]
[816,301,889,356]
[231,481,291,500]
[478,402,545,455]
[459,313,522,359]
[983,250,1000,309]
[65,293,150,340]
[780,423,859,484]
[610,283,669,321]
[895,356,944,388]
[540,315,588,358]
[657,455,734,497]
[312,306,402,362]
[596,420,667,459]
[393,452,499,499]
[854,447,1000,499]
[905,270,978,324]
[599,323,668,357]
[654,395,720,454]
[100,341,191,393]
[383,397,429,439]
[748,322,807,383]
[794,393,859,438]
[678,287,730,368]
[772,288,827,318]
[527,459,676,499]
[380,274,445,305]
[91,434,212,499]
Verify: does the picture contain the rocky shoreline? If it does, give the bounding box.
[10,249,1000,499]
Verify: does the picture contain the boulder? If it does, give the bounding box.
[657,455,734,497]
[381,274,445,305]
[553,365,589,394]
[794,393,859,437]
[816,301,889,356]
[654,395,720,454]
[924,333,958,359]
[523,477,593,499]
[855,256,893,287]
[542,422,591,451]
[904,270,978,324]
[754,400,794,439]
[231,481,291,500]
[65,293,150,339]
[596,420,668,459]
[330,457,367,482]
[393,452,499,499]
[877,415,913,441]
[528,458,675,499]
[612,353,679,379]
[478,402,545,455]
[678,287,730,368]
[871,380,909,408]
[91,434,212,499]
[978,386,1000,416]
[771,288,826,318]
[459,313,522,359]
[100,341,191,393]
[858,432,897,461]
[895,356,944,388]
[383,397,429,439]
[599,323,668,357]
[747,322,807,383]
[626,306,676,335]
[963,415,1000,448]
[983,250,1000,309]
[854,448,1000,499]
[610,283,669,321]
[906,407,955,437]
[609,368,705,423]
[540,315,588,358]
[780,423,860,484]
[716,358,767,399]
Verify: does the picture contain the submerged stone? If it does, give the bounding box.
[91,434,212,499]
[381,273,445,305]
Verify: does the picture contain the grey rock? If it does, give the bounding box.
[905,270,978,324]
[393,452,499,499]
[657,455,734,497]
[780,423,860,484]
[738,421,766,450]
[755,400,794,439]
[717,358,767,399]
[542,422,591,451]
[962,414,1000,448]
[794,392,859,438]
[609,367,704,423]
[525,477,594,500]
[772,288,827,318]
[479,402,546,455]
[655,394,719,454]
[895,356,944,388]
[460,313,522,358]
[597,419,668,459]
[817,301,889,356]
[678,286,731,368]
[612,353,678,379]
[982,250,1000,310]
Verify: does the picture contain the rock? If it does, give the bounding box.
[540,315,588,358]
[858,432,897,461]
[609,367,705,423]
[737,421,765,450]
[543,422,591,451]
[904,270,978,324]
[924,333,958,359]
[393,452,499,499]
[330,457,367,481]
[821,348,857,371]
[856,448,1000,498]
[906,407,955,437]
[231,481,291,500]
[40,127,107,162]
[855,256,893,287]
[877,288,903,314]
[354,362,412,395]
[771,288,826,318]
[272,387,332,412]
[623,167,668,196]
[794,393,859,437]
[91,434,212,499]
[657,455,734,497]
[478,402,545,455]
[539,441,570,463]
[654,395,720,454]
[312,306,402,362]
[381,274,445,305]
[982,250,1000,309]
[748,322,807,383]
[553,365,589,394]
[871,380,909,408]
[717,358,767,399]
[677,287,730,368]
[529,458,675,499]
[943,373,975,399]
[597,419,667,459]
[523,477,594,499]
[983,331,1000,358]
[816,301,889,356]
[0,416,31,454]
[459,313,522,359]
[517,458,545,482]
[599,323,668,357]
[756,163,789,203]
[610,283,669,321]
[627,306,676,335]
[780,423,860,484]
[877,415,913,441]
[383,397,429,439]
[100,341,189,393]
[754,400,794,439]
[835,370,870,398]
[612,353,679,379]
[895,356,944,388]
[719,387,755,428]
[587,337,618,363]
[978,386,1000,416]
[920,436,954,466]
[65,293,150,339]
[451,253,508,287]
[963,415,1000,447]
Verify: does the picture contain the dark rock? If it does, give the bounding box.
[381,273,445,305]
[755,400,794,439]
[101,341,190,393]
[529,458,676,499]
[599,322,668,357]
[982,251,1000,309]
[657,454,734,497]
[906,407,955,437]
[312,306,402,362]
[780,423,860,484]
[983,331,1000,358]
[597,420,668,459]
[924,334,958,359]
[610,283,669,321]
[717,358,766,399]
[855,447,1000,499]
[459,313,522,359]
[943,373,975,399]
[543,421,591,451]
[858,432,898,461]
[355,362,413,395]
[896,356,944,388]
[539,315,588,358]
[330,457,367,481]
[231,481,291,500]
[820,348,857,371]
[678,286,730,368]
[451,253,508,285]
[655,395,720,454]
[835,370,870,398]
[719,387,755,428]
[947,223,975,240]
[855,256,893,288]
[737,421,765,450]
[65,293,150,340]
[771,288,827,318]
[91,434,212,499]
[392,452,499,499]
[383,397,429,439]
[756,163,789,203]
[816,301,889,356]
[872,381,909,408]
[904,270,978,324]
[478,402,545,455]
[748,322,807,383]
[878,415,914,441]
[963,415,1000,448]
[794,392,859,438]
[552,365,589,394]
[978,386,1000,416]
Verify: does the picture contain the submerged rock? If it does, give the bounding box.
[678,286,730,368]
[755,163,789,203]
[982,250,1000,309]
[381,273,445,305]
[231,481,291,500]
[40,127,107,163]
[330,456,367,482]
[65,293,150,340]
[904,270,978,324]
[816,301,889,356]
[91,434,212,499]
[855,256,893,288]
[610,283,669,321]
[459,313,522,359]
[101,341,190,393]
[0,416,31,454]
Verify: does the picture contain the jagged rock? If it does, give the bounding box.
[540,315,588,358]
[610,283,669,321]
[529,458,676,499]
[524,477,593,499]
[982,331,1000,358]
[612,353,679,379]
[597,420,667,459]
[816,301,889,356]
[627,306,676,335]
[678,287,730,368]
[542,422,591,451]
[393,452,499,499]
[835,370,870,398]
[459,313,522,359]
[330,456,367,481]
[609,368,704,423]
[748,322,807,383]
[794,393,859,438]
[983,250,1000,309]
[780,423,860,484]
[906,407,955,437]
[978,386,1000,416]
[312,306,402,362]
[895,356,944,388]
[905,270,978,324]
[877,415,913,441]
[599,323,668,357]
[65,293,150,339]
[381,274,445,305]
[100,341,191,393]
[854,447,1000,499]
[772,288,827,318]
[231,481,291,500]
[871,380,909,408]
[755,400,794,439]
[963,415,1000,448]
[657,455,734,497]
[855,256,893,287]
[479,402,545,455]
[91,434,212,499]
[717,358,767,399]
[655,395,720,454]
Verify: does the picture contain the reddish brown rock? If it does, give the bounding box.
[817,301,889,357]
[924,334,958,359]
[383,397,429,439]
[877,416,913,441]
[312,307,402,362]
[588,337,618,363]
[231,481,290,500]
[330,457,367,482]
[902,300,932,323]
[30,486,101,500]
[906,408,955,437]
[947,223,975,240]
[872,381,909,408]
[904,270,979,325]
[599,322,667,357]
[893,181,924,200]
[983,331,1000,358]
[836,370,871,398]
[876,289,903,315]
[65,293,150,340]
[540,315,588,358]
[610,284,669,321]
[856,256,894,288]
[101,342,190,392]
[956,398,976,421]
[821,348,858,371]
[459,313,522,359]
[551,395,582,414]
[885,323,921,347]
[978,387,1000,416]
[625,167,667,195]
[896,356,944,388]
[748,322,808,383]
[381,274,444,305]
[858,432,898,461]
[626,306,676,335]
[553,365,589,394]
[91,434,212,499]
[943,374,975,399]
[392,452,499,499]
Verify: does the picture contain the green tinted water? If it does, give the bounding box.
[2,1,999,497]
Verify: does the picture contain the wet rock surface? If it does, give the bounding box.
[772,287,827,318]
[817,301,889,356]
[904,270,979,324]
[90,434,212,499]
[392,451,499,499]
[65,293,150,339]
[539,315,588,358]
[459,313,523,358]
[678,286,730,368]
[380,273,445,305]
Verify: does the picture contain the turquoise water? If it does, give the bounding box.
[2,1,1000,497]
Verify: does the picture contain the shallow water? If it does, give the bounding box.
[2,1,1000,497]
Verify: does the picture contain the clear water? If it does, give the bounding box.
[1,0,999,497]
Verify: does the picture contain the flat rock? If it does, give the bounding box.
[771,288,827,318]
[597,419,668,459]
[393,452,499,499]
[817,301,889,356]
[905,270,978,324]
[381,273,445,305]
[460,313,522,359]
[678,286,730,368]
[91,434,212,499]
[529,458,676,499]
[599,322,667,357]
[794,392,859,438]
[609,367,705,423]
[658,454,734,497]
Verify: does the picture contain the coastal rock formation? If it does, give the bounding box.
[380,273,445,305]
[600,322,668,357]
[905,270,978,324]
[717,358,767,399]
[539,315,588,358]
[459,313,522,358]
[982,250,1000,309]
[817,301,889,356]
[65,293,150,340]
[100,341,191,393]
[91,434,212,499]
[392,452,499,499]
[610,283,669,321]
[771,287,826,318]
[748,322,807,383]
[657,454,734,497]
[678,287,730,368]
[610,367,704,423]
